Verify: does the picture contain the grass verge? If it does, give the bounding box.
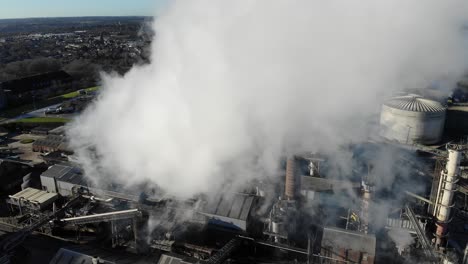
[19,139,35,144]
[15,117,70,123]
[60,86,100,99]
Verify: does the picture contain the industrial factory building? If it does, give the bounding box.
[40,163,87,196]
[2,119,468,264]
[198,193,254,231]
[22,141,467,264]
[40,162,256,232]
[157,254,196,264]
[40,163,141,201]
[49,246,155,264]
[32,134,68,153]
[320,227,376,264]
[7,187,58,211]
[380,94,446,145]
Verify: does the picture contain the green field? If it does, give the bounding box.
[15,117,70,123]
[60,86,100,99]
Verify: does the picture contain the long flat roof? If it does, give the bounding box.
[201,193,254,221]
[41,163,145,201]
[10,187,57,205]
[301,176,361,192]
[41,163,88,186]
[322,226,376,255]
[158,254,195,264]
[49,246,154,264]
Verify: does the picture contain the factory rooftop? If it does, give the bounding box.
[301,176,361,192]
[157,254,196,264]
[49,246,154,264]
[8,187,58,210]
[202,193,253,220]
[41,163,88,186]
[198,193,255,231]
[40,163,141,201]
[321,226,376,255]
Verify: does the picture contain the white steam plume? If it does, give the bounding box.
[388,228,415,255]
[67,0,468,198]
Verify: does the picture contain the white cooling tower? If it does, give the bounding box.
[380,95,446,145]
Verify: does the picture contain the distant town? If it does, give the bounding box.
[0,17,151,109]
[0,9,468,264]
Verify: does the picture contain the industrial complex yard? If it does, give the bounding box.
[1,1,468,264]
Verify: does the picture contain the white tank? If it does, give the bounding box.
[380,95,446,145]
[271,221,281,233]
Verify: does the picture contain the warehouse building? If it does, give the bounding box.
[32,135,68,153]
[7,187,58,211]
[320,227,376,264]
[157,254,196,264]
[40,163,141,201]
[41,163,255,231]
[198,193,255,231]
[49,246,154,264]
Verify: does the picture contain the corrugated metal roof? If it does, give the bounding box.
[41,163,142,201]
[157,254,195,264]
[384,95,446,113]
[230,195,245,219]
[239,196,254,220]
[49,246,154,264]
[10,187,57,205]
[322,227,376,255]
[386,218,415,230]
[41,163,88,186]
[201,193,254,221]
[33,135,66,148]
[301,176,361,192]
[48,126,66,135]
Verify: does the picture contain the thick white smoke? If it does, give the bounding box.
[388,228,415,255]
[67,0,468,198]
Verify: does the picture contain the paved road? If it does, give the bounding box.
[0,101,78,124]
[15,103,62,119]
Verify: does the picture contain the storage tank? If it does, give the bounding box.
[380,95,446,145]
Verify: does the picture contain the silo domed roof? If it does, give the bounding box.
[384,95,446,113]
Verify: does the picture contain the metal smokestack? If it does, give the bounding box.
[434,144,462,248]
[285,157,298,200]
[360,182,372,234]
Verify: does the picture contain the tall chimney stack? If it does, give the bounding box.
[435,144,461,248]
[285,157,298,200]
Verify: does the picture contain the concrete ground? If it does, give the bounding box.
[7,134,46,164]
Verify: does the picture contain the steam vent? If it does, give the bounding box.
[380,95,446,145]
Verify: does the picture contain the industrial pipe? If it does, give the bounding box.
[435,146,461,248]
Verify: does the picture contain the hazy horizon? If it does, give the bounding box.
[0,0,168,20]
[0,15,153,21]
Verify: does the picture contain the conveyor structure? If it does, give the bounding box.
[58,209,141,225]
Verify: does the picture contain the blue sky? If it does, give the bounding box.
[0,0,168,19]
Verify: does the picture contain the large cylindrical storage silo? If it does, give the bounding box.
[380,95,446,145]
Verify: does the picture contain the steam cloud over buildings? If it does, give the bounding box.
[67,0,468,198]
